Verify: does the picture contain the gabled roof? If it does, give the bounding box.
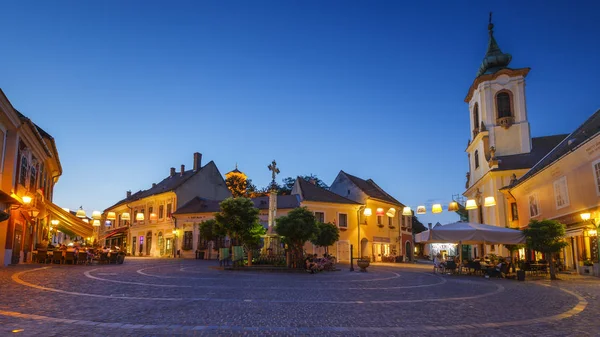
[511,110,600,188]
[252,195,301,209]
[493,134,569,171]
[14,109,53,157]
[295,178,360,205]
[172,195,301,215]
[340,171,403,206]
[173,197,221,215]
[105,161,216,211]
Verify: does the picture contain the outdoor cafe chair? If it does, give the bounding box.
[52,251,63,264]
[77,252,87,265]
[36,251,49,264]
[64,252,76,265]
[108,253,118,264]
[445,261,458,274]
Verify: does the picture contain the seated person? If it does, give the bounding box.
[305,256,317,273]
[486,260,505,278]
[433,254,445,273]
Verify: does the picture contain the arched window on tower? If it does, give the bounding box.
[474,150,480,169]
[472,103,480,137]
[496,91,512,119]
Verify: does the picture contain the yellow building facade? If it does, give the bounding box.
[101,153,231,257]
[507,112,600,275]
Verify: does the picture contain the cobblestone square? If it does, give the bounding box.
[0,258,599,336]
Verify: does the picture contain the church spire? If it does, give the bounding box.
[476,12,512,77]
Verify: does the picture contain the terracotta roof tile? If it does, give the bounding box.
[296,178,361,205]
[341,171,403,205]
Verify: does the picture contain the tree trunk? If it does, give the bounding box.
[548,252,558,280]
[247,249,253,266]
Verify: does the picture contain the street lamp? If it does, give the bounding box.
[76,206,86,218]
[22,195,32,205]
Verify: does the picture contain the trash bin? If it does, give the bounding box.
[199,251,205,260]
[517,270,525,281]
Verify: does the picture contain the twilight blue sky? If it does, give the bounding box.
[1,1,599,226]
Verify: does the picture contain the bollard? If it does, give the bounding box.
[350,244,355,272]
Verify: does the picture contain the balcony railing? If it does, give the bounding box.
[497,116,515,129]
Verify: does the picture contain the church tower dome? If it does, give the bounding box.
[225,163,247,180]
[476,13,513,77]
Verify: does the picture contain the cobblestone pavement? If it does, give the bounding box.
[0,258,599,336]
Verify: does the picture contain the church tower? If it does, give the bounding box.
[465,14,532,188]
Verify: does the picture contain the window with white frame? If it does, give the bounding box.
[338,213,348,229]
[553,176,570,209]
[388,216,393,227]
[528,193,540,218]
[593,159,600,196]
[314,212,325,223]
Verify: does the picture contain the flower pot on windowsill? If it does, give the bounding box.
[388,225,396,229]
[339,227,347,231]
[377,224,384,228]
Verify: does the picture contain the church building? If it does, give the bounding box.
[462,18,567,258]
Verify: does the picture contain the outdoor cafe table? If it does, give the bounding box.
[529,263,548,275]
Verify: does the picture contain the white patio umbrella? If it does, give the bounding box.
[415,221,525,263]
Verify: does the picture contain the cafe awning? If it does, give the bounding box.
[102,227,127,240]
[44,201,94,238]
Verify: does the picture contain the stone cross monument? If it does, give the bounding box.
[267,160,280,234]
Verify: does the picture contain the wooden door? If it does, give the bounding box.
[12,229,23,264]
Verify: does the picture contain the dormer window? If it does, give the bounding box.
[496,90,514,128]
[474,150,480,169]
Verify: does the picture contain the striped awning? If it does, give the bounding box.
[44,201,94,237]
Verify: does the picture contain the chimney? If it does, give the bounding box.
[180,164,185,176]
[152,183,156,188]
[428,223,432,230]
[193,152,202,171]
[170,167,176,177]
[126,190,132,198]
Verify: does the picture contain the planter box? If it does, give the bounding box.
[581,266,593,275]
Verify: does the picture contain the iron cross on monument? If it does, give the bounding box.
[268,160,280,184]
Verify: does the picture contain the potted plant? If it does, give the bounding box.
[583,259,593,274]
[356,258,370,272]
